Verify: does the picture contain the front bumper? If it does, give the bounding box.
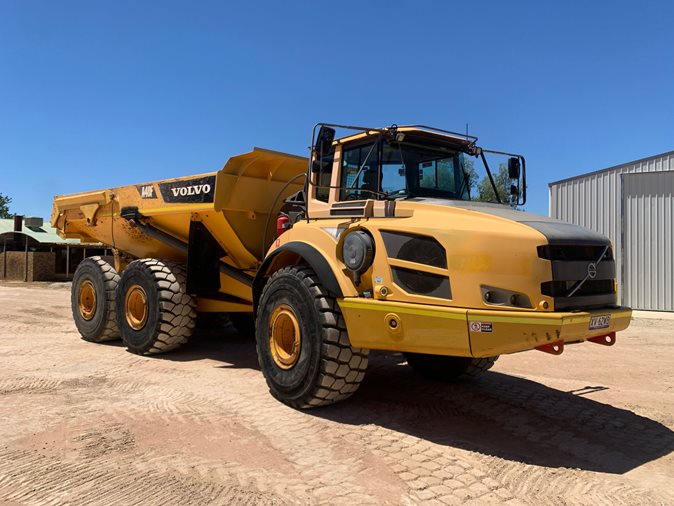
[339,298,632,358]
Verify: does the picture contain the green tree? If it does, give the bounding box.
[0,193,11,219]
[477,163,518,205]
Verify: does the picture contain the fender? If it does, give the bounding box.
[253,241,344,310]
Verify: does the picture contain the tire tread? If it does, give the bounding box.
[258,265,368,409]
[122,259,196,355]
[72,256,120,342]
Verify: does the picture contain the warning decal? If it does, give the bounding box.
[470,321,493,333]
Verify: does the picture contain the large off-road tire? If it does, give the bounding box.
[115,259,196,355]
[404,353,498,381]
[71,256,120,342]
[256,266,369,408]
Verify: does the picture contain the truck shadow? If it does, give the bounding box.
[157,329,674,474]
[156,324,261,370]
[310,351,674,475]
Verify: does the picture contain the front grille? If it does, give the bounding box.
[539,242,617,310]
[541,279,615,297]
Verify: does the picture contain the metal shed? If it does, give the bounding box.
[549,150,674,311]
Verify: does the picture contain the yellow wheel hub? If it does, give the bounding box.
[269,304,301,369]
[78,280,97,321]
[125,284,148,331]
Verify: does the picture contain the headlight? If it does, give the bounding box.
[341,231,375,285]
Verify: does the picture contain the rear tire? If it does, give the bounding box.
[256,266,369,408]
[404,353,498,381]
[71,256,120,342]
[115,259,196,355]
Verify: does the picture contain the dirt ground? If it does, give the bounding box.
[0,282,672,506]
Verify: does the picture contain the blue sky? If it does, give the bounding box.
[1,0,673,219]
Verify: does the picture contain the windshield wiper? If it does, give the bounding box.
[349,141,378,189]
[457,156,472,200]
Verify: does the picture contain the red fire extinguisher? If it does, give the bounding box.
[276,213,290,237]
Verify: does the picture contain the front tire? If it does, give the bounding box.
[115,259,196,355]
[404,353,498,381]
[71,256,120,342]
[256,266,369,408]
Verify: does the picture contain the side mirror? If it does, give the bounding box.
[510,184,519,196]
[311,159,333,173]
[315,126,335,156]
[508,157,521,179]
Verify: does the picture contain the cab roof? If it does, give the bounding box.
[334,125,478,151]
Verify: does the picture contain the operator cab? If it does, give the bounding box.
[301,124,526,220]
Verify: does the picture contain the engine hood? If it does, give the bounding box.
[405,198,609,246]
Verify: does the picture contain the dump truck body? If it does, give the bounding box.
[53,123,631,408]
[52,148,307,310]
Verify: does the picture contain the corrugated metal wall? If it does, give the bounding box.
[549,151,674,310]
[622,172,674,311]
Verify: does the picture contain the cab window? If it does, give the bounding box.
[313,152,333,202]
[339,142,379,200]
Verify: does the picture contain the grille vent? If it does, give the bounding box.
[381,231,447,268]
[391,267,452,298]
[538,244,613,261]
[382,231,451,298]
[541,279,615,297]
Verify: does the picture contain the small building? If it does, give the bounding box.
[549,150,674,312]
[0,216,109,281]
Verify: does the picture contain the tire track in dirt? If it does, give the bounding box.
[1,284,673,505]
[78,356,508,504]
[334,353,674,505]
[56,356,404,504]
[5,342,671,505]
[0,377,64,395]
[0,449,284,505]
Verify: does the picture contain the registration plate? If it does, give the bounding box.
[589,315,611,330]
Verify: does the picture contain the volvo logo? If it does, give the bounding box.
[158,175,216,203]
[587,262,597,279]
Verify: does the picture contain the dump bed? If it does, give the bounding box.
[52,148,307,292]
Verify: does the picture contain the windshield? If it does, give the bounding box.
[336,135,521,205]
[380,140,473,200]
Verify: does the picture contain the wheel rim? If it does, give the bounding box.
[125,284,148,331]
[78,280,97,321]
[269,304,301,369]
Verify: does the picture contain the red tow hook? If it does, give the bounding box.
[535,340,564,355]
[588,332,616,346]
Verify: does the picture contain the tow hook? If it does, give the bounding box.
[535,340,564,355]
[588,332,616,346]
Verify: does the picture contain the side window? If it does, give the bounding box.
[314,153,333,202]
[340,142,379,200]
[418,157,456,193]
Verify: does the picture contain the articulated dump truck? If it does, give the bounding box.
[52,124,631,408]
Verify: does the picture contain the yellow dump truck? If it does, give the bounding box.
[52,124,631,408]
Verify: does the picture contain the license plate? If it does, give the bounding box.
[589,315,611,330]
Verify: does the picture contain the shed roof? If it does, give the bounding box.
[0,218,83,245]
[549,149,674,187]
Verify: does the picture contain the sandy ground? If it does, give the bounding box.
[0,282,672,505]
